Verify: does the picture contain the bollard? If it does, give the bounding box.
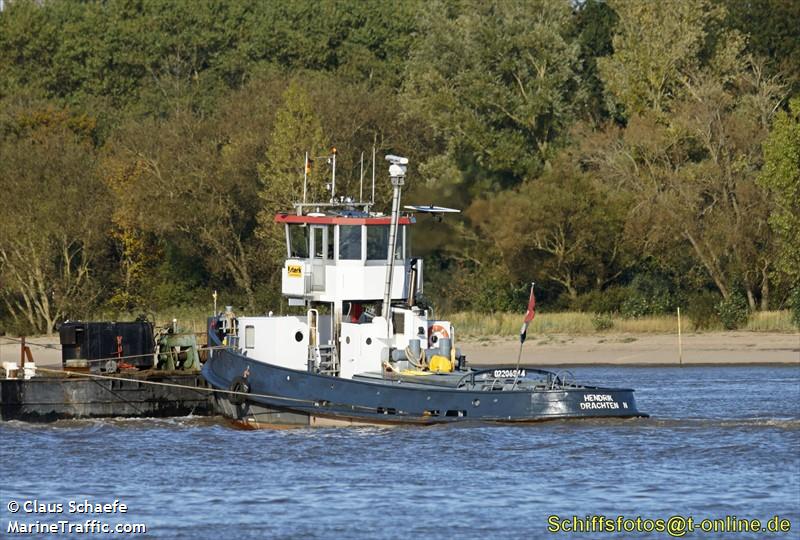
[19,336,26,379]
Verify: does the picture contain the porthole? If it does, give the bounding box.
[295,331,303,342]
[366,337,372,345]
[472,399,480,407]
[345,336,351,344]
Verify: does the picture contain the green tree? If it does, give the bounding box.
[0,0,420,117]
[255,80,328,266]
[598,0,740,116]
[403,0,581,188]
[469,158,629,301]
[103,78,287,311]
[758,96,800,283]
[722,0,800,94]
[583,63,784,308]
[0,104,110,333]
[572,0,619,123]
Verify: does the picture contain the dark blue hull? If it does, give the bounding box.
[202,349,647,427]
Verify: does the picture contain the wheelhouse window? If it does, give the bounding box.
[287,225,309,258]
[367,225,404,260]
[338,225,362,260]
[367,225,388,260]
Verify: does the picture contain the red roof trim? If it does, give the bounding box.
[274,214,415,225]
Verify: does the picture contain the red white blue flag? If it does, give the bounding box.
[520,282,536,344]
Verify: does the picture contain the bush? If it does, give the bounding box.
[573,286,628,313]
[790,287,800,329]
[429,260,530,314]
[619,273,677,318]
[591,313,614,331]
[687,290,721,330]
[716,291,750,330]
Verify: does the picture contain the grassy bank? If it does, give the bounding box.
[446,310,797,338]
[103,308,796,339]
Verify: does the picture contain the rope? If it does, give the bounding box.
[73,345,228,366]
[2,341,228,365]
[0,336,61,350]
[404,345,426,369]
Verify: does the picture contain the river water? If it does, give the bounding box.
[2,365,799,539]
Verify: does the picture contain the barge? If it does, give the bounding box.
[1,323,213,422]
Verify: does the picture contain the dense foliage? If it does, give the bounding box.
[0,0,797,333]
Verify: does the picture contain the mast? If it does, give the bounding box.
[382,155,408,331]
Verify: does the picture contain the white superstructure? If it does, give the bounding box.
[233,152,459,379]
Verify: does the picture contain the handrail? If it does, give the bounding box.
[456,367,558,390]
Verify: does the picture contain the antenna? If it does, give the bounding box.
[330,147,337,201]
[359,151,364,204]
[302,151,308,204]
[371,146,376,207]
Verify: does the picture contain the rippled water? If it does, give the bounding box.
[2,366,799,539]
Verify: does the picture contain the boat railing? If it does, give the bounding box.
[456,367,561,391]
[550,369,577,390]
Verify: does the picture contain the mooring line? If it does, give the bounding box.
[3,343,229,365]
[0,336,61,349]
[32,366,317,406]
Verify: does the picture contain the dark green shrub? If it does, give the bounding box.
[573,286,627,313]
[591,313,614,331]
[686,290,721,330]
[428,260,528,313]
[790,287,800,329]
[716,291,750,330]
[620,295,650,318]
[619,273,677,318]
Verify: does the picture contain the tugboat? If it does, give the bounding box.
[202,152,647,427]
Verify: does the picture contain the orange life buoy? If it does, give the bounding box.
[428,324,450,347]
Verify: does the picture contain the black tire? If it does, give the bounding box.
[229,376,250,405]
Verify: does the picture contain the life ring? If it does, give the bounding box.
[229,376,250,405]
[428,324,450,347]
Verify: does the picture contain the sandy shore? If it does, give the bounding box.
[0,336,65,368]
[1,332,798,369]
[461,332,799,366]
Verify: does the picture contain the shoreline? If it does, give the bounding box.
[1,331,798,369]
[460,331,799,366]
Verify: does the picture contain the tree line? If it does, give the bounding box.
[0,0,798,334]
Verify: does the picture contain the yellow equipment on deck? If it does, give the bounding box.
[429,355,453,373]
